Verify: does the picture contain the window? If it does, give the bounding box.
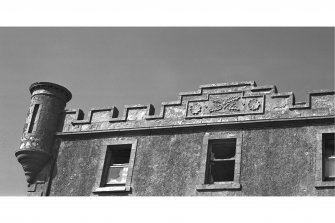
[27,104,40,133]
[103,145,131,186]
[197,133,242,191]
[93,139,137,193]
[315,130,335,188]
[206,139,236,184]
[322,133,335,181]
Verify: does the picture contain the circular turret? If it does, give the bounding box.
[15,82,72,183]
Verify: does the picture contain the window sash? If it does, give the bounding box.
[207,141,236,184]
[324,156,335,179]
[208,160,235,183]
[106,165,129,185]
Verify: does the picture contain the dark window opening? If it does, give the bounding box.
[207,139,236,184]
[212,160,235,182]
[323,133,335,181]
[111,147,131,164]
[28,104,40,133]
[211,139,236,159]
[102,145,131,186]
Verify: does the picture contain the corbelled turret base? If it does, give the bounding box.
[15,149,51,184]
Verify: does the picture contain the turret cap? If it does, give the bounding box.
[29,82,72,103]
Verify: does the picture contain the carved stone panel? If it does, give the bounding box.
[186,93,264,118]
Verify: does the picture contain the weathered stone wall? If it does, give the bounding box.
[49,123,335,196]
[17,81,334,196]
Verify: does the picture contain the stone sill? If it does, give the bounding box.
[315,181,335,188]
[93,185,131,193]
[196,182,241,191]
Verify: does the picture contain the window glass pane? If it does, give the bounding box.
[106,166,128,184]
[325,158,335,178]
[324,133,335,179]
[103,145,132,186]
[212,160,235,182]
[111,147,131,164]
[211,139,236,159]
[324,134,334,157]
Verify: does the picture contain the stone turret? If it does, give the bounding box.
[15,82,72,184]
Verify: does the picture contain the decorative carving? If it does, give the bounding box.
[207,99,223,113]
[190,103,202,115]
[207,95,241,113]
[248,98,261,111]
[186,93,264,118]
[222,95,241,111]
[20,136,40,150]
[273,103,288,110]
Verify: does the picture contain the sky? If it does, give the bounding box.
[0,27,333,196]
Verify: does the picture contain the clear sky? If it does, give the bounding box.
[0,27,333,195]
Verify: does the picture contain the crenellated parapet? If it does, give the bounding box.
[59,81,335,134]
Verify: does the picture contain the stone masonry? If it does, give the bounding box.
[15,81,335,196]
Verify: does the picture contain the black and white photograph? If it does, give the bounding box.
[0,1,334,223]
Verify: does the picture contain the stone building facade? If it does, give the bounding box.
[15,81,335,196]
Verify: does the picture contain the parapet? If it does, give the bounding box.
[58,81,335,135]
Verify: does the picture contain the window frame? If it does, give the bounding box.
[93,139,138,193]
[197,132,242,191]
[315,129,335,188]
[207,138,237,183]
[102,145,132,186]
